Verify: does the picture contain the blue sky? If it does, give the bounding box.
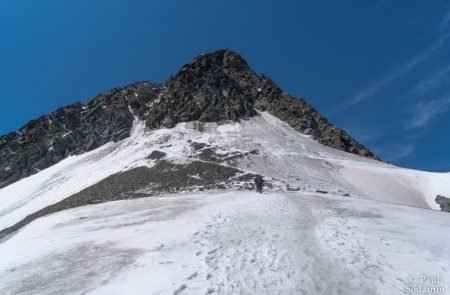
[1,0,449,171]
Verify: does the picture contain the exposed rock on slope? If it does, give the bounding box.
[436,195,450,212]
[0,50,378,188]
[0,82,157,188]
[0,159,257,239]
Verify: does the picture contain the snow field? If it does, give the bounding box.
[1,192,449,294]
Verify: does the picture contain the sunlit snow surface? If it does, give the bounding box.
[1,193,449,295]
[1,112,450,294]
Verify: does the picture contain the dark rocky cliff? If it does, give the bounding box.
[0,49,378,188]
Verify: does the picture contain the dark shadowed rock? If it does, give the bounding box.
[146,150,167,160]
[0,82,160,188]
[436,195,450,212]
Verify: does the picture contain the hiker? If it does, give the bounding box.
[254,175,264,193]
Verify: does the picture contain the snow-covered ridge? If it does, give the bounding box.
[0,112,449,232]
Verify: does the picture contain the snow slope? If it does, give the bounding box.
[0,192,449,294]
[0,112,448,232]
[1,112,450,294]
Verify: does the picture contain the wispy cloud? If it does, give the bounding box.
[441,10,450,28]
[330,33,449,115]
[410,65,450,95]
[374,144,415,161]
[408,97,450,128]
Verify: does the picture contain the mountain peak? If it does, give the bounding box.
[0,50,379,188]
[169,49,253,90]
[178,49,251,75]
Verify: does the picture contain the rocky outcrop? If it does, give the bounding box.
[0,49,378,188]
[436,195,450,212]
[0,82,162,188]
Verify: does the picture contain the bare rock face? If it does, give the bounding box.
[0,82,154,188]
[0,49,378,188]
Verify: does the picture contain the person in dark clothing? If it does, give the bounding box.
[254,175,264,193]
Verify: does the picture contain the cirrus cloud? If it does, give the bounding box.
[408,97,450,128]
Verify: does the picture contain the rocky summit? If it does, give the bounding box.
[0,49,378,188]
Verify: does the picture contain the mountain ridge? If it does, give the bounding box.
[0,49,378,188]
